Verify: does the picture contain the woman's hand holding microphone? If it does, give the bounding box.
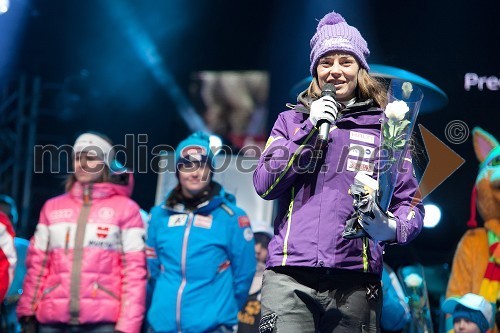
[309,95,339,128]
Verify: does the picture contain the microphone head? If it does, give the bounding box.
[321,83,336,98]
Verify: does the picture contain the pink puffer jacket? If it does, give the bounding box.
[17,178,147,333]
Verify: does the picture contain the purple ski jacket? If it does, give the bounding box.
[253,98,424,276]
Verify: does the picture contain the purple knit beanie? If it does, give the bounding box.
[310,11,370,75]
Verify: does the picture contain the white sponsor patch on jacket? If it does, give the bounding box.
[168,214,187,227]
[46,223,121,251]
[348,143,376,159]
[49,209,74,220]
[349,131,375,144]
[85,224,120,250]
[346,158,374,175]
[193,215,213,229]
[243,227,254,241]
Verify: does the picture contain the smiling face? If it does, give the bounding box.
[178,162,212,198]
[316,52,360,102]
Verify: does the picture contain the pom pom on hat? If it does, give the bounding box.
[310,11,370,75]
[316,12,346,28]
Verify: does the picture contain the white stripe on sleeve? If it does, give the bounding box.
[121,227,145,252]
[33,224,50,252]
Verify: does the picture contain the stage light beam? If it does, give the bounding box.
[101,0,207,133]
[0,0,9,14]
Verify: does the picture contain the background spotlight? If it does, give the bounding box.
[0,0,9,14]
[423,204,442,228]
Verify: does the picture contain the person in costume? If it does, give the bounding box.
[447,127,500,332]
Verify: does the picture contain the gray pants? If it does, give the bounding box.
[259,267,382,333]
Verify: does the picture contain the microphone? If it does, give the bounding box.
[317,83,337,142]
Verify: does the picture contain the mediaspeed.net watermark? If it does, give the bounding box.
[33,134,416,176]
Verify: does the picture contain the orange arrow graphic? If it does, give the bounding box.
[412,124,466,207]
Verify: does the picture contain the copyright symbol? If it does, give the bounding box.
[445,120,469,144]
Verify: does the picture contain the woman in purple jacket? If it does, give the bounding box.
[253,11,424,333]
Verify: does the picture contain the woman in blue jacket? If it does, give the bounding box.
[146,132,256,333]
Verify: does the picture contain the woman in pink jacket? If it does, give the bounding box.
[17,132,147,333]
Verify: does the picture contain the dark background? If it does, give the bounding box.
[1,0,499,275]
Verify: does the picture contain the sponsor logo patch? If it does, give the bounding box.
[346,158,374,175]
[145,246,157,259]
[348,143,376,160]
[98,207,114,220]
[168,214,187,227]
[243,227,254,241]
[88,240,114,250]
[238,216,251,228]
[193,215,213,229]
[349,131,375,144]
[49,209,74,220]
[96,226,109,239]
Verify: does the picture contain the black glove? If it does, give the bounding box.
[19,316,38,333]
[344,183,397,242]
[342,183,371,239]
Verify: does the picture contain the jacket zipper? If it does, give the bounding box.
[281,187,295,266]
[69,185,92,324]
[176,212,194,333]
[92,282,119,300]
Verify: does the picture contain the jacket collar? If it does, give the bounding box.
[69,181,131,202]
[290,89,377,115]
[163,181,234,214]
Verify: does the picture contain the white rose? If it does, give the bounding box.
[404,273,423,288]
[384,100,409,121]
[402,82,413,99]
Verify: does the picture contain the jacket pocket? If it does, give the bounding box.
[41,283,61,299]
[92,282,119,300]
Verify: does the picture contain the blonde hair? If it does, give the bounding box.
[306,68,387,108]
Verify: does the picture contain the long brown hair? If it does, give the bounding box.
[306,68,387,108]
